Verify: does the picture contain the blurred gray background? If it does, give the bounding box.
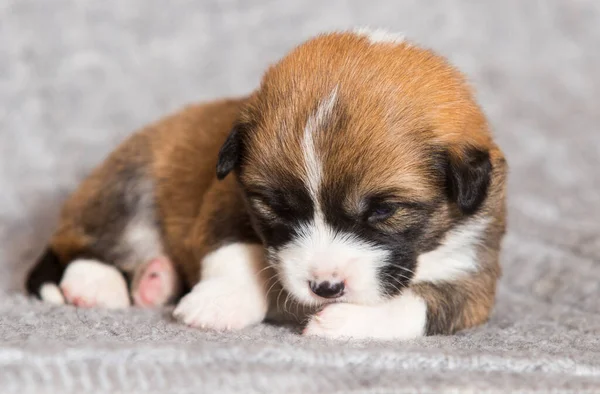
[1,1,600,392]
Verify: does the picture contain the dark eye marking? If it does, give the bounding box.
[245,185,313,222]
[361,192,431,224]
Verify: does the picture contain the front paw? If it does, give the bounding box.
[303,290,427,340]
[173,278,268,331]
[303,303,372,339]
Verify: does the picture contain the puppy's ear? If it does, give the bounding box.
[216,123,246,180]
[445,147,492,215]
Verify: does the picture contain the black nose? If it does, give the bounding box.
[309,280,345,299]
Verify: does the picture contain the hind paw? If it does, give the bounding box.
[59,259,130,309]
[132,257,179,307]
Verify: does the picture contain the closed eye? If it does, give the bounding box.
[365,202,401,223]
[249,196,279,221]
[246,190,295,221]
[360,190,429,224]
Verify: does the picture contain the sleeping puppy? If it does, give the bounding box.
[26,30,507,340]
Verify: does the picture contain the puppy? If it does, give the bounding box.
[26,29,507,340]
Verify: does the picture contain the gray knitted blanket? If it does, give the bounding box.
[2,0,600,392]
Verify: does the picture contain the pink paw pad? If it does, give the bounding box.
[133,257,178,308]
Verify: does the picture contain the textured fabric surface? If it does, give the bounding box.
[2,1,600,392]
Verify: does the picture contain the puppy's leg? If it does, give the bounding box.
[303,273,496,340]
[59,259,130,309]
[173,243,270,331]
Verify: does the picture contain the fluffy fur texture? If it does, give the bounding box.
[25,31,507,340]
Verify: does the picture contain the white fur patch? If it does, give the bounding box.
[301,87,338,205]
[276,216,389,306]
[353,27,405,45]
[39,283,65,305]
[125,218,163,261]
[59,259,130,309]
[413,218,489,283]
[304,289,426,340]
[122,199,164,269]
[173,243,269,331]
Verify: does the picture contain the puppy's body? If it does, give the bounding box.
[27,31,507,340]
[28,99,256,309]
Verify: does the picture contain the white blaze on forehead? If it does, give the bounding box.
[353,27,405,45]
[301,86,339,213]
[283,87,390,306]
[413,218,489,283]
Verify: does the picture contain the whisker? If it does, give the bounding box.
[387,271,412,282]
[263,270,280,283]
[265,274,281,296]
[294,297,302,318]
[283,292,292,315]
[383,280,401,296]
[265,272,280,283]
[255,265,273,278]
[386,272,408,287]
[382,273,407,295]
[276,288,285,313]
[396,265,415,275]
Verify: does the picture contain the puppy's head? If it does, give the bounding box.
[217,31,505,306]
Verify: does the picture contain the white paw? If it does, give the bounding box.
[303,290,427,340]
[173,278,268,331]
[59,259,131,309]
[303,303,374,339]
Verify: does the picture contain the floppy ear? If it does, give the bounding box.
[445,147,492,215]
[216,123,245,180]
